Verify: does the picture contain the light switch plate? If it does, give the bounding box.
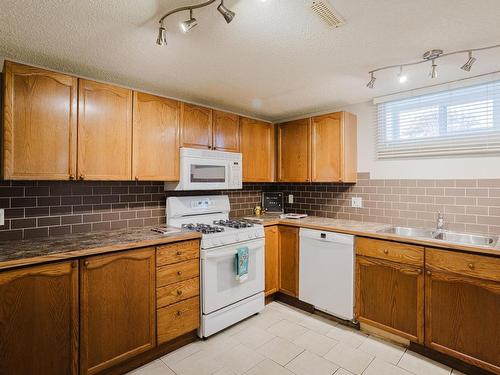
[351,197,363,208]
[0,209,4,226]
[288,194,294,204]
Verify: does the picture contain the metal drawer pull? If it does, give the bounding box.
[383,249,389,254]
[177,271,182,276]
[176,311,182,316]
[468,263,474,269]
[427,271,432,276]
[177,290,183,295]
[177,251,182,255]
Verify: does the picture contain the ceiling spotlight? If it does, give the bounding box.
[180,9,198,33]
[397,66,408,83]
[156,24,167,46]
[461,51,476,72]
[429,60,438,79]
[366,73,376,89]
[217,1,235,23]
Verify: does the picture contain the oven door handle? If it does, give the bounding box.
[201,245,261,260]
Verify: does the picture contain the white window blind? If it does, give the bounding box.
[376,80,500,159]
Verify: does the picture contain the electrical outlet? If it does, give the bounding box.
[351,197,363,208]
[288,194,294,204]
[0,209,4,226]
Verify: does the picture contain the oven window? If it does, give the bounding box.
[190,165,226,183]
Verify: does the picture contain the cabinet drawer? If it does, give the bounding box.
[157,297,200,344]
[157,240,199,267]
[356,237,424,266]
[157,277,199,309]
[426,248,500,282]
[157,259,199,288]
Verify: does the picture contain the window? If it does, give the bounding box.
[376,80,500,159]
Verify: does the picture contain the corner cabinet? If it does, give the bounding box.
[355,237,424,343]
[278,226,299,297]
[425,248,500,374]
[2,61,78,180]
[77,79,132,181]
[79,248,156,375]
[277,111,357,183]
[132,92,180,181]
[240,117,275,182]
[0,261,79,375]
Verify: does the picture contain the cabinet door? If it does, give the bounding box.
[132,92,179,181]
[3,61,77,180]
[278,226,299,297]
[180,103,212,149]
[311,113,341,182]
[265,225,279,296]
[212,110,240,152]
[425,249,500,373]
[355,256,424,343]
[0,261,78,375]
[78,79,132,180]
[278,118,311,182]
[240,117,275,182]
[80,248,156,375]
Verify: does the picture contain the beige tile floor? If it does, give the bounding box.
[128,302,466,375]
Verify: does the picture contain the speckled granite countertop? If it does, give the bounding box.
[0,226,201,270]
[243,215,500,257]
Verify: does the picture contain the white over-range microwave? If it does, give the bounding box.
[164,148,243,191]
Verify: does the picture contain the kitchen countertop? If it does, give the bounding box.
[244,214,500,257]
[0,226,201,271]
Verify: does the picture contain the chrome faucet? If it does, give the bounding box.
[436,211,445,231]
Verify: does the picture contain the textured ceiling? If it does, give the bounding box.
[1,0,500,121]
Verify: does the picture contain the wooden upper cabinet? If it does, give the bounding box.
[133,92,179,181]
[312,111,357,183]
[180,103,213,149]
[2,61,77,180]
[278,226,299,297]
[278,118,311,182]
[425,249,500,373]
[240,117,275,182]
[80,248,156,375]
[264,225,279,296]
[212,110,240,152]
[0,261,79,375]
[78,79,132,180]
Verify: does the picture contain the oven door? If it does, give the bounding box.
[182,157,229,190]
[201,238,265,314]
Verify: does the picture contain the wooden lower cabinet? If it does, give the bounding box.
[0,261,79,375]
[278,226,299,297]
[156,240,200,345]
[355,255,424,343]
[264,225,279,296]
[425,248,500,373]
[80,248,156,375]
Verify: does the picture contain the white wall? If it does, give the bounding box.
[342,101,500,180]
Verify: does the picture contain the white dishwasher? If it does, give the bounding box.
[299,228,355,321]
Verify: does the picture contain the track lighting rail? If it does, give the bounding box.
[366,43,500,88]
[158,0,217,25]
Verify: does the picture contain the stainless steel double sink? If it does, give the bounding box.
[378,226,498,248]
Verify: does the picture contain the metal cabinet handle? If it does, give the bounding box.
[69,174,75,180]
[135,176,139,181]
[177,251,182,256]
[383,249,389,254]
[468,263,475,270]
[177,290,183,296]
[177,271,182,276]
[417,269,422,275]
[427,271,432,276]
[84,260,89,267]
[79,174,85,180]
[176,311,182,316]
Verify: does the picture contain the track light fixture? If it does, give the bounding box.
[180,9,198,33]
[461,51,476,72]
[156,0,236,46]
[156,23,167,46]
[397,66,408,83]
[366,72,376,89]
[366,43,500,88]
[218,0,235,23]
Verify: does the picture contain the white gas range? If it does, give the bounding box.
[166,195,265,338]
